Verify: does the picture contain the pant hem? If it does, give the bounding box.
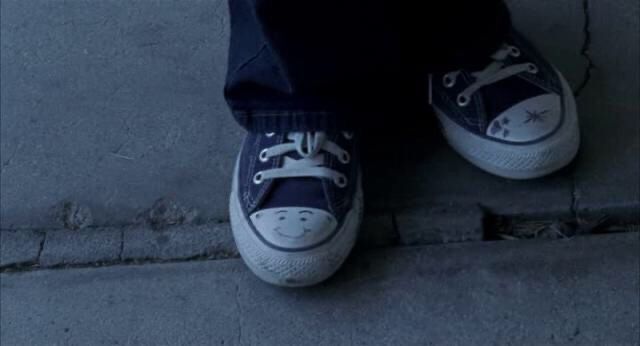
[233,110,353,133]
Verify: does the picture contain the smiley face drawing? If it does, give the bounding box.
[250,207,338,248]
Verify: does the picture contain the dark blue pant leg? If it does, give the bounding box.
[224,0,511,132]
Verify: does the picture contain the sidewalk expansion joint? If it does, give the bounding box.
[36,231,46,262]
[0,253,240,274]
[118,229,124,261]
[2,213,638,273]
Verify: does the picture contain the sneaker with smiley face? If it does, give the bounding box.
[229,131,362,287]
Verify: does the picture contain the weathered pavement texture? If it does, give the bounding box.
[1,0,638,231]
[0,223,239,269]
[1,2,638,345]
[2,233,638,346]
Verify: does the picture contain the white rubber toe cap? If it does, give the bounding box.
[486,93,562,143]
[249,207,338,250]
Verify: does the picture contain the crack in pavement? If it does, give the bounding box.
[36,231,47,262]
[570,173,580,221]
[570,177,577,215]
[234,283,244,346]
[574,0,596,97]
[118,229,125,261]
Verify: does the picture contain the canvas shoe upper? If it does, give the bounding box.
[430,30,580,179]
[229,131,362,287]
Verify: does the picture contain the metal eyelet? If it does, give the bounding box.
[443,74,456,88]
[335,175,348,188]
[259,149,269,162]
[253,172,264,184]
[457,94,471,107]
[338,151,350,164]
[509,46,521,57]
[527,63,539,74]
[265,132,275,138]
[342,132,354,140]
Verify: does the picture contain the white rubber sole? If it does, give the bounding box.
[229,161,363,287]
[434,70,580,180]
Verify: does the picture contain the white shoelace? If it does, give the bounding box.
[253,132,351,188]
[431,44,537,107]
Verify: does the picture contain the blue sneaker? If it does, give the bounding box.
[229,131,363,287]
[430,31,580,179]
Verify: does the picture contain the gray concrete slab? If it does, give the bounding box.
[395,204,484,245]
[0,0,242,229]
[373,142,576,218]
[1,222,239,268]
[573,0,640,221]
[121,223,237,261]
[1,233,638,345]
[0,230,43,267]
[39,228,122,267]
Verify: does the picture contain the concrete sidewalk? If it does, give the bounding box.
[2,233,638,346]
[1,0,638,231]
